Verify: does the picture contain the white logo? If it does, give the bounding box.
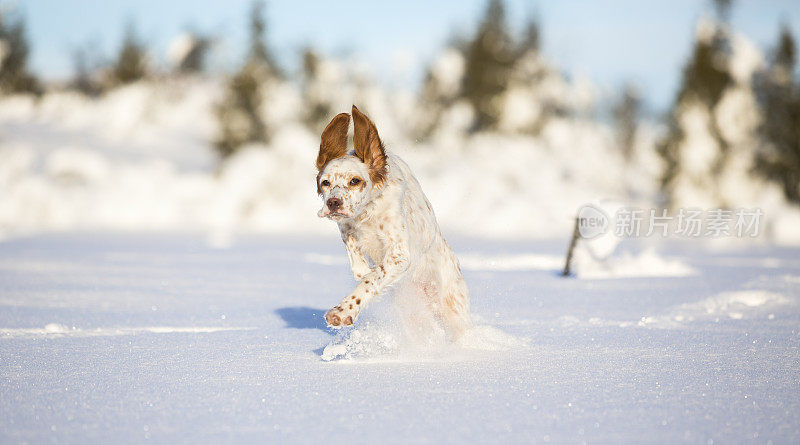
[577,204,609,239]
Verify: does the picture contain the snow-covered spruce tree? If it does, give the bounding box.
[498,16,552,134]
[518,18,540,57]
[497,16,597,135]
[418,11,596,139]
[109,22,148,86]
[415,47,467,139]
[418,13,548,138]
[657,19,736,208]
[169,32,212,75]
[0,12,41,95]
[300,48,334,131]
[70,46,103,97]
[657,0,782,210]
[613,84,641,162]
[462,0,515,132]
[755,26,800,203]
[214,0,282,158]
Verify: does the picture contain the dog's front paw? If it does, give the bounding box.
[325,303,359,328]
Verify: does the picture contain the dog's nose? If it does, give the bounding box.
[327,198,342,211]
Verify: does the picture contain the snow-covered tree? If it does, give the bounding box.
[712,0,733,23]
[70,45,103,97]
[657,19,739,208]
[655,0,788,210]
[0,12,41,95]
[755,25,800,203]
[415,48,468,139]
[110,22,148,86]
[300,48,334,130]
[245,0,281,79]
[496,15,594,135]
[613,84,641,162]
[462,0,515,131]
[517,18,540,57]
[417,7,594,139]
[215,0,282,158]
[168,32,212,74]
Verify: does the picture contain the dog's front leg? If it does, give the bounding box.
[325,243,410,328]
[343,235,371,281]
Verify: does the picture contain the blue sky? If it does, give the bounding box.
[12,0,800,111]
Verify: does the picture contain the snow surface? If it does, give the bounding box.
[1,233,799,443]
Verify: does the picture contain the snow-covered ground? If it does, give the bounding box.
[1,233,798,443]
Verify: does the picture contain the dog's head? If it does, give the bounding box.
[316,106,387,221]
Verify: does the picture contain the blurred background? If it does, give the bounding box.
[0,0,799,244]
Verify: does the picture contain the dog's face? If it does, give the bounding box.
[316,106,387,222]
[317,156,373,220]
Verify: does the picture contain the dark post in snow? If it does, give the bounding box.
[562,216,580,277]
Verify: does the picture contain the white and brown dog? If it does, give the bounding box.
[316,106,471,340]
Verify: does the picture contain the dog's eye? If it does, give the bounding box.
[349,177,362,186]
[320,179,330,187]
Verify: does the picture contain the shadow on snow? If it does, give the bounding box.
[274,306,334,337]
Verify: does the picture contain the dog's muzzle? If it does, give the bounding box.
[326,198,342,213]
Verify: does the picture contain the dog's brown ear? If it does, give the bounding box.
[316,113,350,171]
[352,105,387,186]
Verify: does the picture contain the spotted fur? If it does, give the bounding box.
[316,106,472,340]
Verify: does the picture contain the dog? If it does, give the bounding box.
[316,106,472,340]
